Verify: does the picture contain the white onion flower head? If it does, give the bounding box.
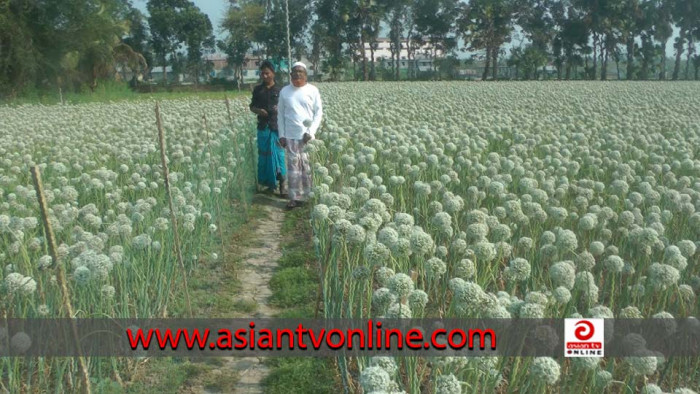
[663,246,688,271]
[37,304,50,316]
[540,231,556,245]
[575,251,596,271]
[38,255,53,269]
[388,273,414,298]
[364,242,391,267]
[372,288,396,315]
[571,357,599,371]
[73,266,92,285]
[370,356,398,376]
[604,255,625,273]
[504,258,531,282]
[640,385,663,394]
[595,370,613,389]
[529,357,560,385]
[408,290,428,314]
[360,366,391,393]
[649,263,680,291]
[375,267,395,287]
[471,241,496,263]
[677,240,696,258]
[454,259,476,279]
[4,273,37,295]
[552,287,571,304]
[466,223,489,242]
[101,285,116,299]
[574,272,599,304]
[589,241,605,257]
[436,374,461,394]
[346,224,367,245]
[626,351,658,376]
[525,291,549,306]
[386,302,412,318]
[426,257,447,278]
[431,212,453,238]
[672,389,698,394]
[555,229,578,253]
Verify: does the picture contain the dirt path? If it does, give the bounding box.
[205,195,286,394]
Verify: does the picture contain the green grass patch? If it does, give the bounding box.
[2,79,249,106]
[269,267,317,308]
[277,247,316,269]
[263,358,337,394]
[126,359,210,393]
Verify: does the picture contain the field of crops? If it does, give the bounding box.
[0,98,258,391]
[308,82,700,393]
[1,82,699,393]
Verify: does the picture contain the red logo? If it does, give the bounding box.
[574,320,595,341]
[565,318,604,357]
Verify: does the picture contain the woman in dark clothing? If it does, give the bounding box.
[249,60,286,196]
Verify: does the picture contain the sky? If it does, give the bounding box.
[134,1,683,59]
[133,0,229,36]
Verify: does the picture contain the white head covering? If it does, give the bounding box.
[291,61,307,71]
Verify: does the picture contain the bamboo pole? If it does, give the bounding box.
[30,166,92,394]
[155,103,193,318]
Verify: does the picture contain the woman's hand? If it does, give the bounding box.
[279,137,288,148]
[302,133,312,144]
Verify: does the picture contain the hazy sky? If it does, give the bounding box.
[134,1,683,59]
[134,0,229,35]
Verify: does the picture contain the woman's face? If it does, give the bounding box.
[261,67,275,84]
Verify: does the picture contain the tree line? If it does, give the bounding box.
[1,0,699,98]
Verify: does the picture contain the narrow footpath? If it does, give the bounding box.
[205,194,286,394]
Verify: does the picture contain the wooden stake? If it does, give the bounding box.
[155,103,193,318]
[30,166,92,394]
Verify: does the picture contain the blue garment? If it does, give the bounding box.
[257,127,286,189]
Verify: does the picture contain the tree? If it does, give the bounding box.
[414,0,459,74]
[256,0,312,70]
[516,0,556,79]
[671,0,699,80]
[220,2,265,87]
[315,0,351,80]
[382,0,410,80]
[618,0,643,80]
[122,6,153,71]
[651,0,674,79]
[179,5,214,85]
[552,3,590,80]
[459,0,516,80]
[0,0,40,97]
[148,0,212,84]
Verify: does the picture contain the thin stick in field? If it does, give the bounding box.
[155,102,193,318]
[30,165,92,394]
